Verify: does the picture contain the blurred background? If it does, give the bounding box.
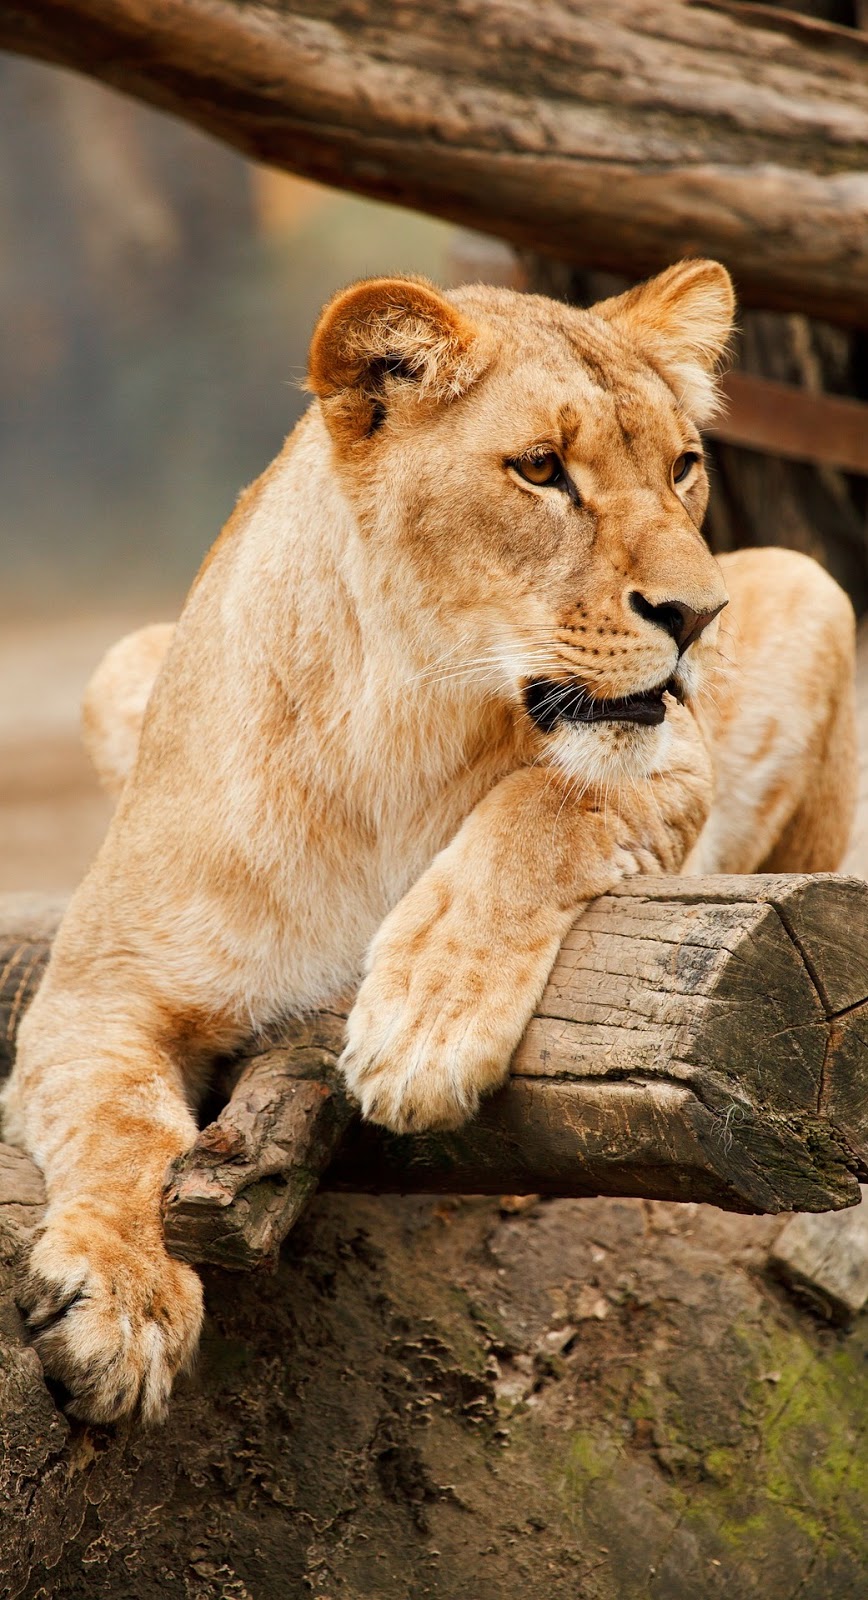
[0,56,470,892]
[0,55,469,615]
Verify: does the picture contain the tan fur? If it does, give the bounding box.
[2,262,855,1423]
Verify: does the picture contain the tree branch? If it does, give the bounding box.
[1,0,867,325]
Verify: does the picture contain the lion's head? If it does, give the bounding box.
[307,259,733,784]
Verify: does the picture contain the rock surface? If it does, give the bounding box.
[3,1177,868,1599]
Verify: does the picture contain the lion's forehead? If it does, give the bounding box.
[556,381,684,463]
[444,295,685,462]
[451,283,659,379]
[452,352,684,482]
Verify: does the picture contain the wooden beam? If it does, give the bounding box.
[4,877,868,1272]
[712,374,868,477]
[1,1,867,327]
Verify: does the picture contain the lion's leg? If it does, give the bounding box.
[0,622,223,1423]
[2,968,202,1422]
[757,658,856,873]
[82,623,175,799]
[1,857,243,1423]
[685,548,856,876]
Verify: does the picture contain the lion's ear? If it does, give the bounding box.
[594,259,735,425]
[308,276,486,442]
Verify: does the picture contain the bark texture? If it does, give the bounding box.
[1,0,867,327]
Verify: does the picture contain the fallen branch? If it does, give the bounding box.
[1,1,867,325]
[3,875,868,1272]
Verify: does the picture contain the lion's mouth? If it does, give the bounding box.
[524,676,682,733]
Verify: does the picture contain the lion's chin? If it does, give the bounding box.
[548,715,674,791]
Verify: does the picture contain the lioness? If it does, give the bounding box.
[2,262,855,1423]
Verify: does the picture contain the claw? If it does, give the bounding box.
[26,1284,88,1338]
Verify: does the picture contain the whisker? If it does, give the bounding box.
[402,648,560,690]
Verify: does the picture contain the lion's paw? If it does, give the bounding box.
[342,968,521,1135]
[22,1202,203,1423]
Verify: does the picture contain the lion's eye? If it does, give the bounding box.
[673,451,700,485]
[514,452,564,488]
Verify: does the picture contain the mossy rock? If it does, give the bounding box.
[4,1190,868,1598]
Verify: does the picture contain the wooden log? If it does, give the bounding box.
[1,1,868,327]
[325,873,868,1212]
[765,690,868,1325]
[4,876,868,1274]
[161,1019,354,1271]
[0,893,67,1069]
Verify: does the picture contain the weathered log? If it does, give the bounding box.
[4,876,868,1276]
[162,1017,354,1271]
[2,1,868,327]
[768,642,868,1324]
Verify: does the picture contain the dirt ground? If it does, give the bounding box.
[3,615,868,1598]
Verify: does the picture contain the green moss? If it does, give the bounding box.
[554,1314,868,1579]
[625,1388,655,1423]
[702,1446,740,1485]
[683,1320,868,1561]
[566,1428,624,1494]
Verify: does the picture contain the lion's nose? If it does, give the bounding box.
[630,592,727,654]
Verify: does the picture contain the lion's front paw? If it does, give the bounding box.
[340,844,568,1136]
[22,1202,203,1423]
[342,991,506,1134]
[341,928,553,1134]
